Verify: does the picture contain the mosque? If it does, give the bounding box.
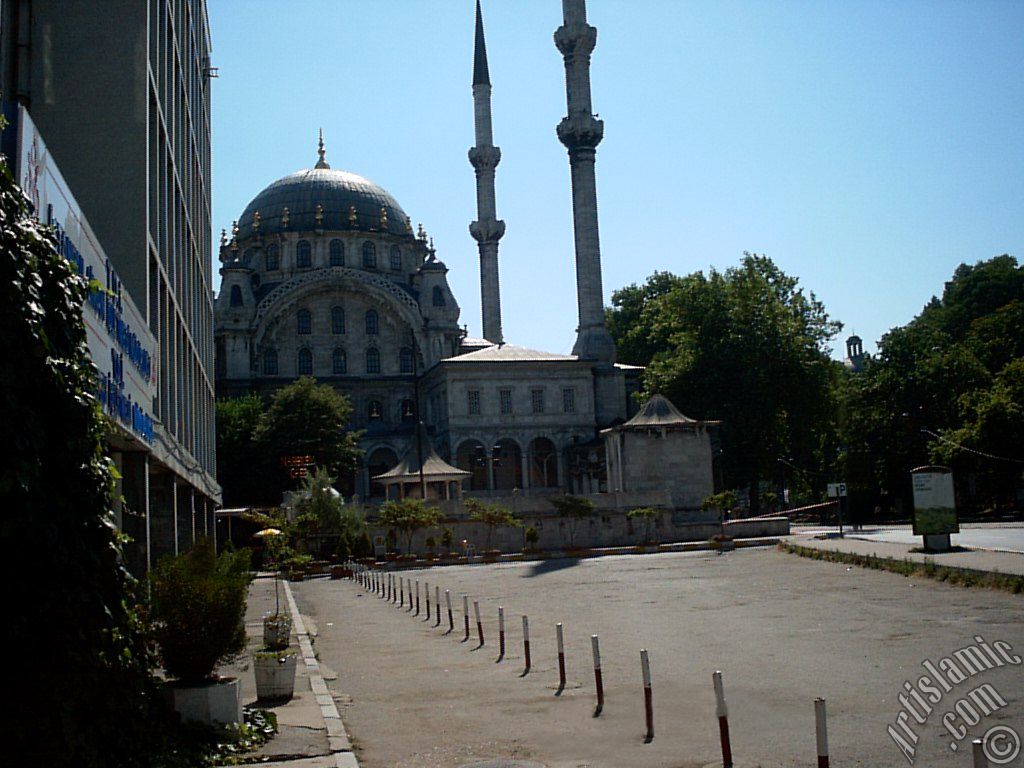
[214,0,715,514]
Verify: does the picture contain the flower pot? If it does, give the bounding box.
[254,651,297,702]
[164,676,242,725]
[263,614,291,650]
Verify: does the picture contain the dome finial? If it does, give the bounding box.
[315,128,330,169]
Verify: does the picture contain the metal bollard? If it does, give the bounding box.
[435,585,441,626]
[474,600,484,646]
[463,595,471,641]
[641,649,653,741]
[445,589,454,632]
[498,607,505,659]
[592,635,604,715]
[713,671,733,767]
[415,579,420,615]
[522,615,531,673]
[815,698,829,768]
[424,581,430,618]
[556,623,566,691]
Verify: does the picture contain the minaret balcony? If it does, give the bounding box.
[469,218,505,244]
[468,145,502,171]
[557,113,604,151]
[554,23,597,58]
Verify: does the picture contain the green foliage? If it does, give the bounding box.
[216,395,272,506]
[610,255,842,515]
[549,495,596,548]
[627,506,660,543]
[702,490,740,513]
[378,498,442,554]
[0,155,184,766]
[150,539,252,684]
[524,525,540,547]
[440,526,455,552]
[465,497,521,548]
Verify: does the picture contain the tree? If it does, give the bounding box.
[612,255,842,515]
[465,497,521,550]
[216,394,272,506]
[377,499,442,555]
[0,155,177,765]
[548,495,596,548]
[627,507,660,544]
[253,376,363,502]
[291,468,368,559]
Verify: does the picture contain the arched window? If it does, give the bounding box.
[400,399,416,421]
[432,285,445,307]
[296,240,312,268]
[331,306,345,334]
[367,399,383,420]
[389,245,402,271]
[329,239,344,266]
[266,244,280,270]
[296,308,312,335]
[362,241,376,268]
[262,348,278,375]
[332,347,347,375]
[242,247,256,265]
[365,347,381,374]
[297,348,313,375]
[229,285,243,307]
[399,346,414,374]
[365,309,378,335]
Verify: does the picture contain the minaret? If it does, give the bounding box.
[555,0,616,362]
[468,0,505,344]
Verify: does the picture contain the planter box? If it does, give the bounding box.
[254,652,297,701]
[164,677,241,725]
[330,565,352,579]
[288,571,305,582]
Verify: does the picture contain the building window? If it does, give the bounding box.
[266,244,279,270]
[263,348,278,375]
[296,240,312,268]
[298,348,313,375]
[531,388,545,414]
[389,245,402,271]
[362,241,376,268]
[399,346,414,374]
[368,399,383,420]
[499,388,513,414]
[229,285,243,307]
[400,399,415,421]
[331,306,345,334]
[468,389,481,415]
[432,285,445,307]
[562,387,576,413]
[365,309,378,335]
[296,308,312,335]
[329,239,344,266]
[366,347,381,374]
[332,347,347,375]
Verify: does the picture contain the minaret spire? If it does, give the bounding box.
[556,0,615,362]
[315,128,330,169]
[468,0,504,344]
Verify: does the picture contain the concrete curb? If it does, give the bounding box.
[281,579,361,768]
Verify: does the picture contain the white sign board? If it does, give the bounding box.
[912,470,959,535]
[827,482,847,498]
[15,106,156,444]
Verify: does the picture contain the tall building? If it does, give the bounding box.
[1,0,220,572]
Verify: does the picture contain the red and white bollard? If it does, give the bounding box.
[415,580,421,615]
[713,671,733,767]
[522,615,531,673]
[445,589,454,632]
[399,577,405,607]
[498,607,505,659]
[387,574,393,601]
[641,649,654,741]
[474,600,484,646]
[463,595,471,641]
[815,697,830,768]
[592,635,604,715]
[424,581,430,618]
[407,579,414,611]
[435,585,441,626]
[556,623,566,690]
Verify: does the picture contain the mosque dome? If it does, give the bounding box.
[236,136,412,240]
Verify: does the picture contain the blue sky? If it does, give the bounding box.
[209,0,1024,359]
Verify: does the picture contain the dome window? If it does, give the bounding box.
[432,286,446,307]
[296,240,312,269]
[329,239,345,267]
[365,310,379,336]
[389,245,402,271]
[229,285,243,307]
[399,346,414,374]
[332,348,347,375]
[262,349,278,376]
[297,308,312,335]
[362,241,376,269]
[331,306,346,334]
[297,348,313,375]
[365,347,381,374]
[266,244,280,270]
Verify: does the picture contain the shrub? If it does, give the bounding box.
[548,495,596,548]
[150,539,252,684]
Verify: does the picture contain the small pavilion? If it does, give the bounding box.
[373,424,471,501]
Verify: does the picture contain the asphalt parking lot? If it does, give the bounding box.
[293,547,1023,768]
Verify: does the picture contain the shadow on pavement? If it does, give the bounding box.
[524,558,582,578]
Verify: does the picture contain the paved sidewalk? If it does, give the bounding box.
[219,574,359,767]
[787,531,1024,576]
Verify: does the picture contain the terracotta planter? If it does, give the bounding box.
[164,677,241,725]
[254,651,297,701]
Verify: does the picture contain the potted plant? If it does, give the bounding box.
[262,612,291,650]
[628,507,661,552]
[150,538,251,725]
[254,647,298,701]
[440,526,454,557]
[523,525,539,553]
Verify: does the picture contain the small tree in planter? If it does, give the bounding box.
[378,498,442,557]
[548,495,596,550]
[628,507,660,546]
[440,527,455,557]
[523,525,540,552]
[149,539,252,724]
[465,498,521,554]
